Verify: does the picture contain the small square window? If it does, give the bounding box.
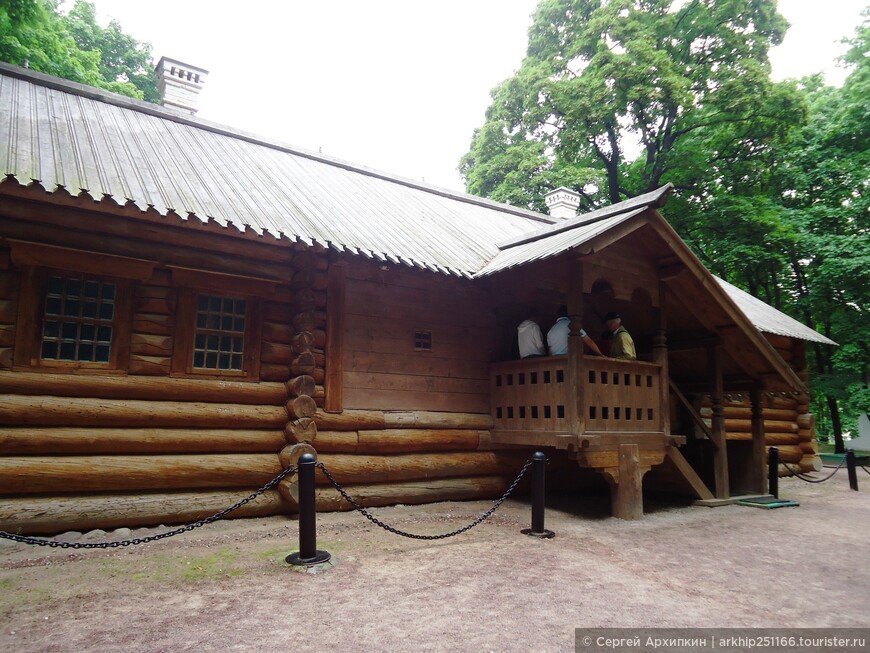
[414,330,432,351]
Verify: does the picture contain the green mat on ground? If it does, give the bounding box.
[737,496,800,509]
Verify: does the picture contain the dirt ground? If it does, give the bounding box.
[1,470,868,653]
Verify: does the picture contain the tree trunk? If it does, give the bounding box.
[827,394,845,454]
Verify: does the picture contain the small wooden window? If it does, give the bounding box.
[414,330,432,351]
[13,267,132,372]
[41,275,116,363]
[172,288,260,379]
[192,294,247,371]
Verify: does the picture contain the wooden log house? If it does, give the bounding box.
[0,60,835,533]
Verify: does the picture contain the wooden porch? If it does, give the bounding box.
[489,355,687,519]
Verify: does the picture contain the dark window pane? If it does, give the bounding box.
[207,335,219,350]
[82,301,98,319]
[102,284,115,300]
[80,323,95,341]
[42,341,56,359]
[195,333,206,349]
[209,296,221,311]
[221,315,233,330]
[196,314,207,329]
[219,353,231,369]
[97,326,112,342]
[61,322,78,339]
[198,295,209,310]
[99,303,114,320]
[79,343,93,361]
[83,281,99,298]
[231,354,242,369]
[95,345,110,362]
[64,299,80,316]
[219,336,230,351]
[66,279,81,296]
[223,298,234,312]
[207,314,220,329]
[193,351,205,368]
[48,276,63,293]
[205,352,217,368]
[45,296,62,315]
[233,337,244,353]
[234,317,245,331]
[235,299,246,313]
[60,342,76,359]
[43,321,59,338]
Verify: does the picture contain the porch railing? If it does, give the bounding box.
[490,356,663,436]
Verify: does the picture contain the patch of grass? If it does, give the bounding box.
[817,441,870,456]
[120,547,245,583]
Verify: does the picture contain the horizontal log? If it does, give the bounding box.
[797,428,814,442]
[313,409,494,431]
[0,370,287,404]
[311,429,484,454]
[699,406,797,421]
[262,320,292,344]
[134,296,173,315]
[0,395,287,428]
[725,432,800,445]
[0,427,285,455]
[259,363,290,382]
[799,440,819,454]
[797,413,814,429]
[707,418,798,433]
[0,299,16,323]
[262,301,292,323]
[294,287,327,310]
[0,489,286,535]
[768,444,803,464]
[279,475,511,513]
[0,453,282,494]
[313,451,523,486]
[261,341,292,366]
[0,347,13,369]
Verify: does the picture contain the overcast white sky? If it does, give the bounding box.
[89,0,866,191]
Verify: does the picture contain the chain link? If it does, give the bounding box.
[780,458,844,483]
[316,458,533,540]
[0,465,297,549]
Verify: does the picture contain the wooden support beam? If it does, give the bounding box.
[566,256,585,435]
[669,379,717,449]
[666,448,714,500]
[708,345,729,499]
[612,443,644,520]
[750,382,767,493]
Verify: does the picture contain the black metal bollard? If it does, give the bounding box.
[286,453,331,566]
[846,449,859,491]
[521,451,555,539]
[768,446,779,499]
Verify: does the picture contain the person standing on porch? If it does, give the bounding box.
[605,311,636,360]
[547,305,604,356]
[517,310,547,358]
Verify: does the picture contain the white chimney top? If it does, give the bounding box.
[544,187,581,220]
[156,57,209,115]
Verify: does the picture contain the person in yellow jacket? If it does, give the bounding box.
[604,311,636,360]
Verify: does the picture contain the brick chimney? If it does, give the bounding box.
[544,187,581,220]
[156,57,208,114]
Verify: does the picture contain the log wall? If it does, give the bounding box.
[696,335,820,476]
[341,262,496,413]
[0,229,330,534]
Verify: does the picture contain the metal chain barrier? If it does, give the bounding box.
[862,464,870,476]
[316,458,534,540]
[0,465,297,549]
[781,458,844,483]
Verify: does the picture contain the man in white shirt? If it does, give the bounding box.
[517,311,546,358]
[547,305,604,356]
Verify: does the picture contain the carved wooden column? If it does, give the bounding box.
[708,345,729,498]
[653,283,670,436]
[750,382,767,493]
[566,256,585,436]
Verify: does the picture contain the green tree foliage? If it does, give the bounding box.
[0,0,157,101]
[460,0,803,212]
